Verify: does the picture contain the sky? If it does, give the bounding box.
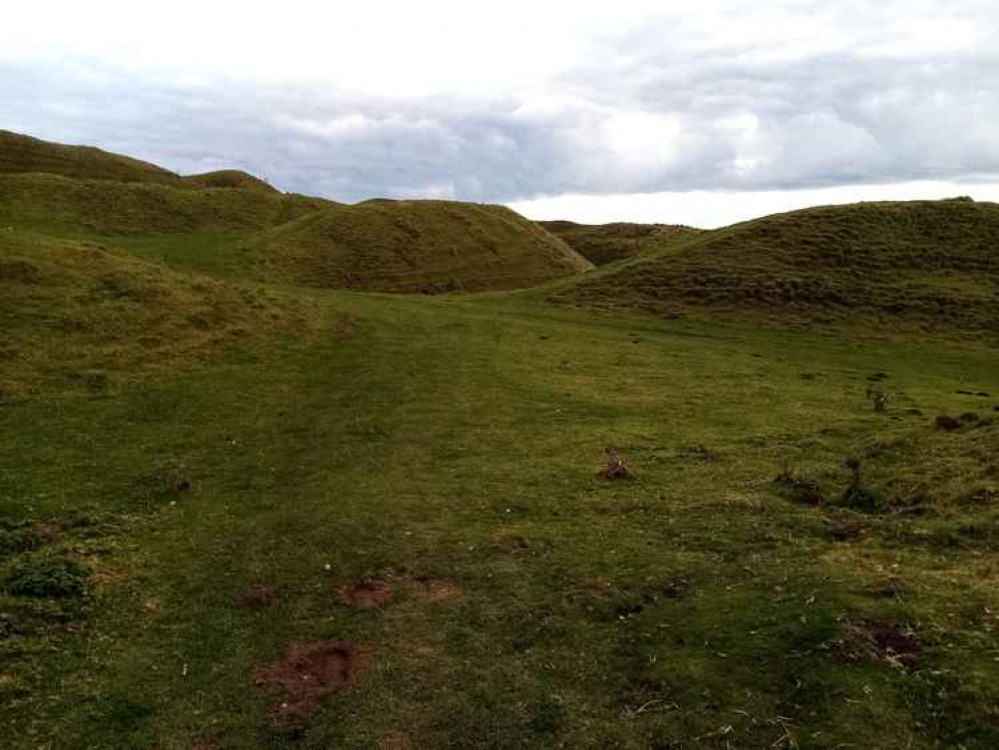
[3,0,999,228]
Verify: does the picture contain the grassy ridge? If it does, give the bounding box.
[0,229,324,400]
[182,170,280,193]
[0,130,183,186]
[0,173,334,236]
[555,199,999,338]
[249,199,593,293]
[540,220,701,266]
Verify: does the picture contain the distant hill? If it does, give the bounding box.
[554,200,999,338]
[0,172,334,235]
[540,220,701,265]
[0,129,184,186]
[249,200,593,293]
[183,170,279,192]
[0,229,322,400]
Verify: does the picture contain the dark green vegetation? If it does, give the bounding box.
[556,200,999,340]
[540,220,701,266]
[2,132,999,749]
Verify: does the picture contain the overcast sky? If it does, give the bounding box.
[3,0,999,227]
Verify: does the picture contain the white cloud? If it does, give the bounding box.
[3,0,999,225]
[510,182,999,229]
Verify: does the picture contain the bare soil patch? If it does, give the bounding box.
[235,585,280,609]
[490,531,532,551]
[337,312,360,341]
[253,640,370,728]
[341,579,393,610]
[832,618,918,669]
[410,576,464,602]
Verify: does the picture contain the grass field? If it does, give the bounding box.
[4,286,999,749]
[3,131,999,748]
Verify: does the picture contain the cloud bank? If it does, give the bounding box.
[2,0,998,222]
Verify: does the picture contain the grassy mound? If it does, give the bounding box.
[0,130,183,186]
[0,173,333,236]
[540,220,701,265]
[0,229,322,399]
[555,199,999,338]
[249,199,593,293]
[182,170,279,192]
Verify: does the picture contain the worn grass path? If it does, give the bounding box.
[3,293,999,749]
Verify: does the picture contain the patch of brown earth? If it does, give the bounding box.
[490,531,532,551]
[253,640,370,728]
[235,585,280,609]
[824,516,870,541]
[832,618,919,669]
[31,523,63,543]
[412,577,464,602]
[380,731,412,749]
[191,726,225,750]
[336,312,360,341]
[341,580,393,610]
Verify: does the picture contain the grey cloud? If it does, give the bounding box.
[3,19,999,204]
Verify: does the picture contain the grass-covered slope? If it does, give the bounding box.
[0,130,184,186]
[4,293,999,749]
[0,173,334,236]
[540,220,701,265]
[555,199,999,337]
[0,229,322,400]
[249,199,593,293]
[182,170,279,192]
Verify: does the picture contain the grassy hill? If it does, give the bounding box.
[0,130,184,186]
[554,199,999,338]
[5,129,999,749]
[183,170,279,192]
[0,229,323,400]
[540,220,701,265]
[0,173,334,237]
[249,199,593,293]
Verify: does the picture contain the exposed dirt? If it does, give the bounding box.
[31,523,63,543]
[490,531,532,551]
[411,576,464,602]
[380,731,412,749]
[191,726,225,750]
[832,618,919,668]
[824,516,870,541]
[337,312,360,341]
[253,640,370,728]
[235,585,280,609]
[341,579,393,610]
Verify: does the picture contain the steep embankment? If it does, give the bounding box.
[249,199,593,293]
[554,199,999,337]
[540,220,701,266]
[0,229,323,400]
[0,173,334,236]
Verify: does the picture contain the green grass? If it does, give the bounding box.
[5,129,999,748]
[248,200,592,293]
[3,290,999,749]
[555,199,999,340]
[540,221,701,266]
[0,173,333,237]
[0,130,183,186]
